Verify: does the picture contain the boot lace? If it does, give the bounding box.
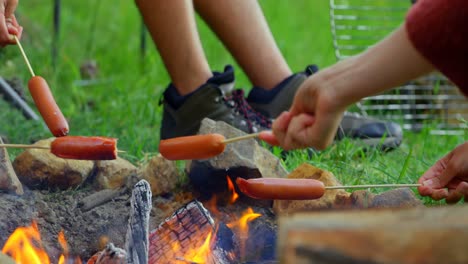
[224,89,272,132]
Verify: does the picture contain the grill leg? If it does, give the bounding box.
[52,0,60,69]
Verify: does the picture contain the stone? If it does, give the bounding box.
[95,157,138,190]
[273,163,350,215]
[278,205,468,264]
[139,154,180,196]
[12,138,94,189]
[188,118,288,194]
[0,137,23,194]
[348,190,375,209]
[335,188,423,210]
[371,188,423,208]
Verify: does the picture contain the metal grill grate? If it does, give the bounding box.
[329,0,468,134]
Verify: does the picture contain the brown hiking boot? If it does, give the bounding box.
[160,67,271,139]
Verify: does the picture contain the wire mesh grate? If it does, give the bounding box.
[329,0,467,134]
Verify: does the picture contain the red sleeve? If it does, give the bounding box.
[405,0,468,96]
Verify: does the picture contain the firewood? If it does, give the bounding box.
[79,187,128,212]
[125,180,152,264]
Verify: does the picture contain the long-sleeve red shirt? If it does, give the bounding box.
[406,0,468,96]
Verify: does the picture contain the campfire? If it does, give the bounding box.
[1,119,465,264]
[2,176,268,264]
[148,176,267,264]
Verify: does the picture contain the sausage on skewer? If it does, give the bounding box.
[28,76,69,137]
[159,134,226,160]
[51,136,118,160]
[236,177,326,200]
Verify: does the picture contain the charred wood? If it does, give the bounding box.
[125,180,152,264]
[148,200,234,264]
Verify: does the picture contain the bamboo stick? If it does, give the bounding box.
[0,144,48,150]
[325,183,421,190]
[14,36,35,77]
[0,143,125,153]
[222,132,260,144]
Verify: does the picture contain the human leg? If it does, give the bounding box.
[193,0,291,90]
[135,0,272,139]
[135,0,210,95]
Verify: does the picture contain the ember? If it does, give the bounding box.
[2,221,82,264]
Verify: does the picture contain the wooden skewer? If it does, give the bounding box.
[14,35,36,77]
[0,143,126,153]
[325,183,421,190]
[222,135,422,190]
[0,143,49,150]
[222,132,261,144]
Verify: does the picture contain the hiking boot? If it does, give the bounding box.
[247,65,403,150]
[336,112,403,150]
[247,65,318,118]
[160,66,271,139]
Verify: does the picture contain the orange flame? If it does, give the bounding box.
[2,221,50,264]
[2,222,82,264]
[226,207,261,259]
[226,177,239,204]
[168,228,216,264]
[58,230,82,264]
[185,231,213,263]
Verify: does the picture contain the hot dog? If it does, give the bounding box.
[236,177,325,200]
[51,136,118,160]
[28,76,69,137]
[159,134,226,160]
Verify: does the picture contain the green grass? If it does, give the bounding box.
[1,0,465,205]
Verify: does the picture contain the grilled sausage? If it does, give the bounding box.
[28,76,69,137]
[51,136,117,160]
[236,177,325,200]
[159,134,226,160]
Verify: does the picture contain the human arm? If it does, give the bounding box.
[261,24,433,150]
[417,142,468,204]
[0,0,22,46]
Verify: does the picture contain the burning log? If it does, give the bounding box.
[148,200,231,264]
[149,200,214,262]
[125,180,152,264]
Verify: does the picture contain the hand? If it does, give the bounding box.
[261,74,346,151]
[0,0,22,46]
[260,26,434,151]
[418,142,468,203]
